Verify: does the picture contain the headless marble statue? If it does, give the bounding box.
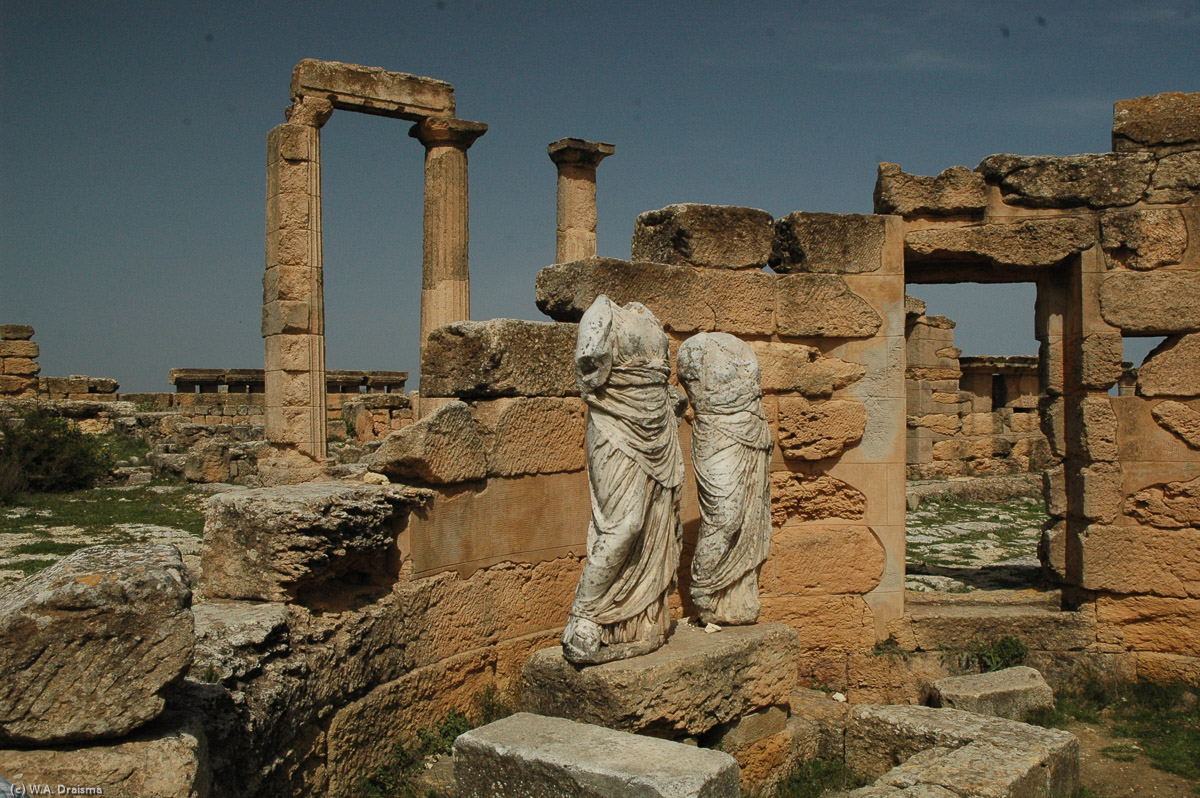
[677,332,772,625]
[561,295,685,664]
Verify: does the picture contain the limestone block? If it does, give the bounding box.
[1043,466,1066,518]
[774,274,882,338]
[905,294,928,317]
[931,439,964,462]
[763,525,884,595]
[1040,396,1066,458]
[873,163,987,217]
[274,122,315,162]
[631,203,773,270]
[1079,333,1125,389]
[366,400,488,483]
[453,713,740,798]
[536,257,776,336]
[1151,151,1200,199]
[1081,524,1200,598]
[770,472,865,525]
[977,152,1155,208]
[929,666,1055,721]
[474,397,586,476]
[421,319,578,398]
[908,413,961,436]
[0,324,33,340]
[770,211,886,273]
[0,712,211,798]
[777,397,866,460]
[523,623,800,738]
[713,706,787,755]
[0,375,35,394]
[904,603,1095,653]
[758,595,876,654]
[1100,209,1187,270]
[1,357,39,376]
[0,340,37,358]
[0,544,193,745]
[191,600,289,683]
[750,342,865,396]
[1125,473,1200,529]
[1112,91,1200,155]
[1151,400,1200,447]
[1074,395,1118,461]
[1075,462,1122,523]
[904,218,1095,267]
[1039,520,1067,581]
[261,299,311,336]
[201,482,430,601]
[290,58,455,120]
[1096,595,1200,655]
[1100,271,1200,334]
[184,437,232,483]
[1138,334,1200,396]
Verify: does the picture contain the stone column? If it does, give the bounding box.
[263,96,333,474]
[548,138,615,263]
[410,117,488,349]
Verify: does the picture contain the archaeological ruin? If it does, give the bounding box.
[1,59,1199,797]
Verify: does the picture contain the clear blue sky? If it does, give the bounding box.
[3,1,1197,391]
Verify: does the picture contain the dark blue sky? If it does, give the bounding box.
[3,1,1197,391]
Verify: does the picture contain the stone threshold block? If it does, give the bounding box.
[523,622,800,738]
[929,666,1054,722]
[453,712,740,798]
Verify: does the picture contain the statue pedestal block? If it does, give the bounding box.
[522,622,801,739]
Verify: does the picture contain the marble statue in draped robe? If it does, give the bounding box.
[561,295,685,665]
[677,332,772,625]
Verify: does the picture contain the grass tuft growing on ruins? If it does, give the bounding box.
[764,758,866,798]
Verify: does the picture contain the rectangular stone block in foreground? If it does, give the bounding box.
[453,712,740,798]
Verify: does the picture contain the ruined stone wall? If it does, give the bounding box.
[0,325,40,397]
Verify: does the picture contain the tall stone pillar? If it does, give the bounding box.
[263,96,333,477]
[548,138,615,263]
[410,117,488,349]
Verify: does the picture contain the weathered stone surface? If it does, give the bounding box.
[0,712,211,798]
[713,706,787,755]
[750,342,865,396]
[290,58,454,119]
[904,218,1095,267]
[1100,271,1200,334]
[777,397,866,460]
[0,340,38,358]
[1138,334,1200,397]
[846,705,1078,794]
[770,212,886,274]
[1151,151,1200,198]
[1113,91,1200,155]
[770,472,866,526]
[0,324,34,340]
[758,595,876,654]
[1125,473,1200,529]
[453,713,740,798]
[367,400,487,483]
[1081,524,1200,598]
[907,413,961,437]
[0,544,193,745]
[191,600,290,682]
[775,274,881,338]
[536,258,775,336]
[1075,395,1118,461]
[929,667,1054,721]
[421,320,579,398]
[184,436,233,483]
[977,152,1155,208]
[1096,595,1200,655]
[201,482,430,601]
[2,357,40,376]
[1076,462,1122,523]
[901,603,1096,654]
[632,203,773,270]
[874,163,987,217]
[1151,400,1200,447]
[763,525,884,595]
[1100,209,1187,270]
[523,623,800,738]
[474,397,586,476]
[1080,333,1125,389]
[905,295,928,317]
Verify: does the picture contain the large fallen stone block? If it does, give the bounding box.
[770,212,888,273]
[929,666,1054,721]
[1100,271,1200,334]
[977,152,1155,209]
[201,482,430,601]
[873,163,987,217]
[365,400,488,484]
[453,712,740,798]
[904,218,1094,267]
[1113,91,1200,155]
[631,203,773,270]
[1137,334,1200,397]
[523,622,800,738]
[421,319,579,398]
[0,544,193,745]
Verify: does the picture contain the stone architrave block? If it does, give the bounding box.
[1138,334,1200,397]
[420,319,579,398]
[1113,91,1200,155]
[1152,400,1200,447]
[523,623,800,738]
[0,544,193,745]
[632,203,774,270]
[366,400,488,483]
[201,482,430,601]
[1100,271,1200,334]
[0,324,34,340]
[1081,524,1200,598]
[536,258,776,336]
[977,152,1155,209]
[1100,209,1187,270]
[774,274,882,338]
[1125,473,1200,529]
[770,211,886,274]
[929,666,1055,721]
[770,472,866,526]
[873,163,987,217]
[904,218,1094,267]
[777,397,867,460]
[453,713,740,798]
[290,58,455,120]
[750,342,865,396]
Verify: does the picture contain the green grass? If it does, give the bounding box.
[762,758,866,798]
[13,540,87,557]
[12,558,57,576]
[0,486,206,538]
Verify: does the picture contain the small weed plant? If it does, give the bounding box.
[940,635,1028,673]
[764,758,866,798]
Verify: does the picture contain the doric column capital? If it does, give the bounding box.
[548,138,615,169]
[285,96,334,128]
[410,117,488,150]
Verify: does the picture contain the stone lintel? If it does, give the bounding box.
[548,137,616,168]
[290,58,455,121]
[410,117,488,150]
